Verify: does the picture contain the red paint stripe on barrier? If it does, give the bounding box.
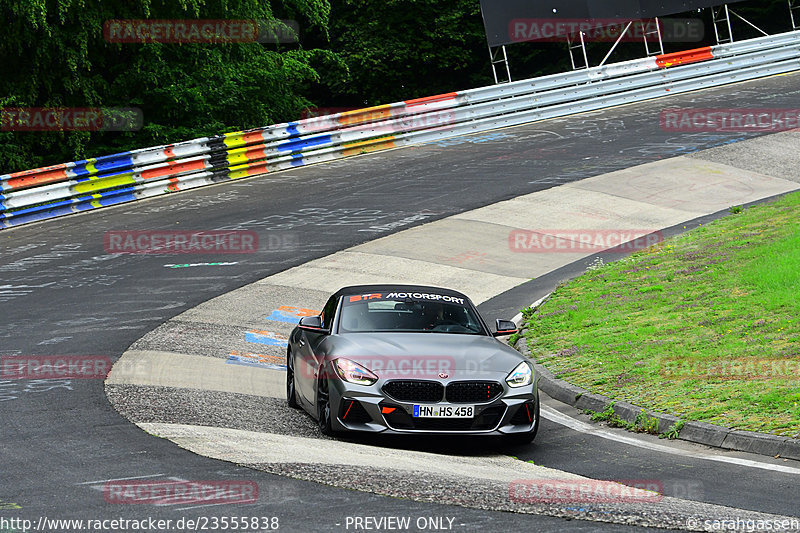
[242,131,264,145]
[404,92,458,106]
[245,148,267,161]
[6,169,70,191]
[656,47,713,69]
[246,163,270,175]
[141,159,207,180]
[338,106,393,126]
[5,162,71,180]
[167,177,180,191]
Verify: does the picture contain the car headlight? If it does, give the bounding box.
[506,361,533,388]
[334,358,379,386]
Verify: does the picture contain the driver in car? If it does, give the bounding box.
[422,302,446,330]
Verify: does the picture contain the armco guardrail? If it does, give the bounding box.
[2,31,800,229]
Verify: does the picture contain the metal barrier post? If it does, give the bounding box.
[567,31,589,70]
[713,5,734,44]
[643,18,665,57]
[489,45,512,84]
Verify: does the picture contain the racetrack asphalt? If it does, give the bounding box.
[2,71,800,532]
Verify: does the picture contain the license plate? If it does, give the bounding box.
[413,405,474,418]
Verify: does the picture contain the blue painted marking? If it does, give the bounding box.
[245,331,288,347]
[71,162,93,176]
[6,197,73,216]
[93,153,134,172]
[225,355,286,372]
[265,311,301,324]
[277,135,332,153]
[286,123,300,138]
[226,354,286,371]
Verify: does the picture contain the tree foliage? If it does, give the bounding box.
[0,0,345,172]
[324,0,490,106]
[0,0,789,173]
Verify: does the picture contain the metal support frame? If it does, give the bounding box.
[712,4,775,44]
[729,9,770,37]
[577,18,664,69]
[792,0,800,30]
[712,5,734,44]
[567,31,589,70]
[599,22,632,67]
[489,45,511,84]
[642,18,665,57]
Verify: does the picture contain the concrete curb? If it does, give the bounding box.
[514,322,800,461]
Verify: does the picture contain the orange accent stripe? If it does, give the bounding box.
[141,159,207,180]
[6,169,69,190]
[342,137,396,157]
[242,131,264,145]
[343,401,354,420]
[338,105,392,126]
[381,407,396,414]
[246,163,270,176]
[405,92,458,106]
[6,163,69,179]
[656,47,713,69]
[244,147,267,161]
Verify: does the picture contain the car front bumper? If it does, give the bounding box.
[327,376,539,437]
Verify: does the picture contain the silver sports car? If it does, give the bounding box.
[286,284,539,443]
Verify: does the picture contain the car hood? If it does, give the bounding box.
[324,332,528,380]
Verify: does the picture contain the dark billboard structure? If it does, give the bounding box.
[479,0,747,47]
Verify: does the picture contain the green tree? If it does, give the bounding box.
[324,0,491,106]
[0,0,346,173]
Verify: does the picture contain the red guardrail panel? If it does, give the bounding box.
[656,47,714,69]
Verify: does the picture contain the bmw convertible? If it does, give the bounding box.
[286,284,539,443]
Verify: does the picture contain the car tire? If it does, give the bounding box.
[505,399,540,445]
[286,350,299,409]
[316,372,336,436]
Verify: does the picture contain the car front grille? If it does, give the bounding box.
[382,380,444,403]
[446,381,504,403]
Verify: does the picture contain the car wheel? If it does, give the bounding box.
[286,350,299,409]
[505,399,540,445]
[316,372,336,436]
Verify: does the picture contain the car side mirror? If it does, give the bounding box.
[494,319,518,337]
[299,316,328,333]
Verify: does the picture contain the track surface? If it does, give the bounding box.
[2,72,800,531]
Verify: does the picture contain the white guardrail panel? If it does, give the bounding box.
[2,30,799,229]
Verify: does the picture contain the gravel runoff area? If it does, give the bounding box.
[106,383,800,531]
[246,462,795,532]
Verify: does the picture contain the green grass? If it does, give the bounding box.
[522,192,800,437]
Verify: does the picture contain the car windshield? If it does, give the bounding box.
[339,295,485,335]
